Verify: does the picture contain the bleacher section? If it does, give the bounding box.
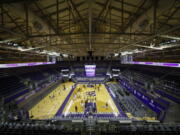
[107,83,156,120]
[0,76,29,103]
[74,76,106,82]
[21,71,49,90]
[0,121,179,135]
[121,69,180,104]
[116,68,180,122]
[119,77,168,121]
[0,76,27,96]
[162,81,180,96]
[0,68,61,105]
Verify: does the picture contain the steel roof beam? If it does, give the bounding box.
[114,0,146,10]
[34,2,57,33]
[3,9,25,34]
[48,1,85,17]
[67,0,88,31]
[95,1,136,15]
[35,0,66,12]
[0,26,24,37]
[160,6,180,30]
[96,0,112,21]
[122,0,148,32]
[29,32,152,38]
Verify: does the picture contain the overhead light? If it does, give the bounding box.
[62,54,68,57]
[114,53,119,57]
[1,41,62,56]
[158,44,179,49]
[17,46,24,51]
[121,51,133,56]
[121,49,147,56]
[47,51,60,56]
[171,39,177,43]
[13,43,18,47]
[160,35,180,40]
[150,43,155,47]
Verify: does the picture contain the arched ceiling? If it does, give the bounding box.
[0,0,180,58]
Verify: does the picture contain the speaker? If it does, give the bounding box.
[83,56,85,61]
[77,57,80,61]
[95,56,98,61]
[87,51,93,57]
[101,56,104,60]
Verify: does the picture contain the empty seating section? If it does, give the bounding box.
[75,77,106,82]
[107,83,156,120]
[156,81,180,97]
[0,122,81,135]
[20,69,60,87]
[0,70,9,78]
[0,121,180,134]
[0,65,58,79]
[43,69,60,80]
[74,68,84,76]
[133,72,153,86]
[95,67,107,75]
[0,68,61,105]
[155,89,180,104]
[21,72,45,81]
[134,85,169,110]
[43,69,58,75]
[21,72,47,88]
[120,78,164,118]
[64,112,123,119]
[0,76,28,97]
[122,70,180,104]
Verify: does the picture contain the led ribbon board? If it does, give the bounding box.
[124,61,180,68]
[85,65,96,77]
[0,62,56,68]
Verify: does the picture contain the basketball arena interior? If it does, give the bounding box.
[0,0,180,134]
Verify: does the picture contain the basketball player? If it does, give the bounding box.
[75,106,78,112]
[106,102,108,109]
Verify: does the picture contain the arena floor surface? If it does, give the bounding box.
[29,82,119,119]
[62,84,119,116]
